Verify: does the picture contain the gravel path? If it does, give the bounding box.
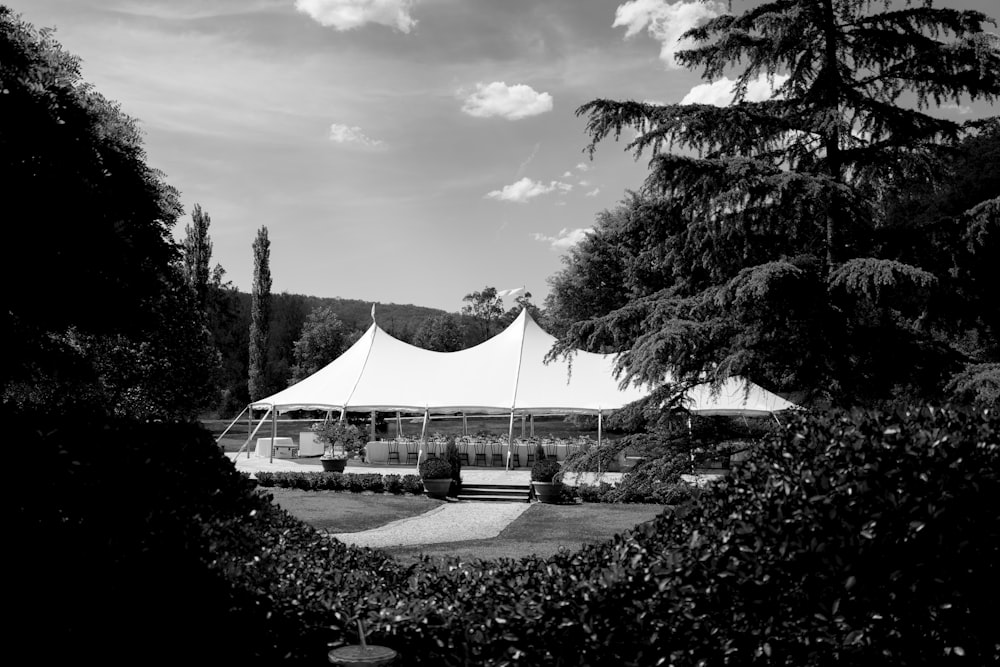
[330,501,533,548]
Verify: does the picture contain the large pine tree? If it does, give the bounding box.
[559,0,1000,405]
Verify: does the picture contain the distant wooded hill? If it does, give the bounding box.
[208,291,448,417]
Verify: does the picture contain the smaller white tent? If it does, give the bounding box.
[683,378,798,416]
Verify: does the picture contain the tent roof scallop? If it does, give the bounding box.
[252,310,796,416]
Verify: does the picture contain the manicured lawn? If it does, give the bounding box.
[383,503,668,564]
[264,488,442,532]
[266,488,668,564]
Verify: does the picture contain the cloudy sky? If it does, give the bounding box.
[15,0,997,312]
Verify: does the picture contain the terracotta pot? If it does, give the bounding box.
[321,458,347,473]
[422,478,451,499]
[532,481,563,504]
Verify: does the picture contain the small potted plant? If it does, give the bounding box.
[531,458,563,503]
[419,457,453,499]
[312,420,364,473]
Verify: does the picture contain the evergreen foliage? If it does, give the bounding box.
[556,0,1000,404]
[248,225,272,401]
[181,203,213,312]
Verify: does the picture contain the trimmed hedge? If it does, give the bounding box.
[13,405,999,665]
[255,471,424,494]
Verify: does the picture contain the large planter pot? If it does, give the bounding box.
[422,478,451,499]
[532,481,563,504]
[321,458,347,473]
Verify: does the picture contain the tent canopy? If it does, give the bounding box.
[251,309,796,416]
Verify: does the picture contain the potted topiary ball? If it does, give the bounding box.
[312,420,364,473]
[531,458,563,503]
[419,457,453,499]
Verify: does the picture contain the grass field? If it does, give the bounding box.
[266,489,666,564]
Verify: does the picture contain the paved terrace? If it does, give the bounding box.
[226,453,624,487]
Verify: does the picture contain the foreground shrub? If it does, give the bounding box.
[14,405,997,665]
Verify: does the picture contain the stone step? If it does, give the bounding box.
[457,483,531,503]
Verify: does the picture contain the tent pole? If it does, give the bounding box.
[240,407,272,459]
[270,407,277,463]
[530,414,534,438]
[687,415,694,462]
[216,405,249,445]
[396,411,402,438]
[247,406,253,458]
[462,413,468,436]
[370,410,376,442]
[772,412,782,427]
[597,410,603,475]
[520,415,526,438]
[419,410,429,470]
[506,410,514,472]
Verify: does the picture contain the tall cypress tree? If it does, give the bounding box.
[248,226,271,402]
[181,204,212,312]
[562,0,1000,404]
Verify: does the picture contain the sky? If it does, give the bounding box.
[14,0,999,312]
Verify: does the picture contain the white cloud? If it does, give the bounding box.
[578,179,591,187]
[681,74,789,106]
[562,171,572,178]
[329,123,385,147]
[460,82,553,120]
[294,0,417,33]
[613,0,723,69]
[585,187,601,197]
[575,162,590,171]
[532,227,592,250]
[942,102,972,115]
[485,177,572,203]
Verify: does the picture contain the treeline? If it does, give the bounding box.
[204,288,450,416]
[195,277,546,416]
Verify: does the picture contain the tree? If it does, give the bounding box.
[412,314,466,352]
[248,226,271,401]
[559,0,1000,405]
[181,204,213,311]
[1,9,216,419]
[461,286,504,342]
[289,306,355,383]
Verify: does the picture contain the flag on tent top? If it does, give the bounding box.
[496,287,525,298]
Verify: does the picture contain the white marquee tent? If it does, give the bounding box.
[230,310,797,459]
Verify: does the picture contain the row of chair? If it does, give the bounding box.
[383,439,580,467]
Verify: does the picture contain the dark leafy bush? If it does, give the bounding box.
[530,458,561,482]
[400,474,424,494]
[575,480,615,502]
[444,437,462,496]
[418,457,452,480]
[14,405,997,666]
[255,471,421,494]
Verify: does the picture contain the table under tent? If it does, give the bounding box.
[220,309,797,467]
